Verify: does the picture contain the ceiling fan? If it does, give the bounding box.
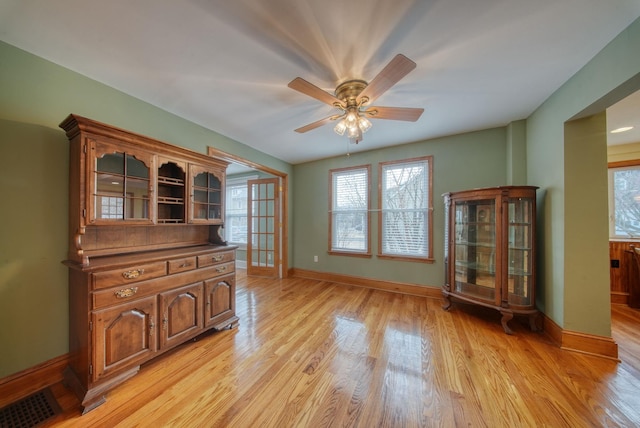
[288,54,424,144]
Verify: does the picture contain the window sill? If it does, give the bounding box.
[377,254,435,263]
[328,251,372,258]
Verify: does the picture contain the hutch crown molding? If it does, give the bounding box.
[60,114,238,414]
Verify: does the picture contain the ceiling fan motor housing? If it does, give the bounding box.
[335,79,368,108]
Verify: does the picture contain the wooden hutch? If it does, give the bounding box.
[59,114,238,413]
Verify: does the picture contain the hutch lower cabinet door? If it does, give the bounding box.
[442,186,539,334]
[93,296,158,381]
[159,282,204,350]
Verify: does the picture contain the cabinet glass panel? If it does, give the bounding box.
[453,199,496,302]
[507,198,533,305]
[192,172,222,221]
[94,152,150,221]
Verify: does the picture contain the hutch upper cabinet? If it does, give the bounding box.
[59,114,238,414]
[443,186,538,334]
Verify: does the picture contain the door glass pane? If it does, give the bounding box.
[194,203,206,219]
[97,153,124,174]
[208,205,220,219]
[454,200,496,301]
[508,199,533,305]
[193,172,207,187]
[126,197,149,219]
[126,155,149,178]
[126,177,149,195]
[194,190,207,203]
[209,174,221,189]
[96,173,124,194]
[97,196,124,219]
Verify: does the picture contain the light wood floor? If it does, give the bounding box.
[44,270,640,427]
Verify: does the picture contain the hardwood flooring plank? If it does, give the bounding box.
[38,270,640,427]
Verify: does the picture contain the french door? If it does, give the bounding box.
[247,178,280,277]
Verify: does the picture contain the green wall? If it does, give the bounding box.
[527,16,640,335]
[3,14,640,378]
[0,120,69,375]
[0,40,293,378]
[292,128,507,286]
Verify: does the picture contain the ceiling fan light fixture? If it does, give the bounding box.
[358,116,372,133]
[347,123,363,140]
[334,119,347,136]
[345,110,358,127]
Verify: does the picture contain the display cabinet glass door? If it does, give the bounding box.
[453,199,497,303]
[93,145,152,223]
[190,166,223,223]
[507,197,533,306]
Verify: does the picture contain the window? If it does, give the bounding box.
[225,176,257,246]
[609,164,640,238]
[329,165,370,255]
[379,156,432,260]
[99,195,124,219]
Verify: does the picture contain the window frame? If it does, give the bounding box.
[328,164,372,257]
[608,160,640,240]
[377,156,434,262]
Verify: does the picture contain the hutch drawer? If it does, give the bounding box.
[198,250,235,267]
[168,256,197,274]
[92,261,167,290]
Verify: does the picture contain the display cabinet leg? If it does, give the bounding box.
[528,313,539,332]
[500,311,514,335]
[442,295,452,311]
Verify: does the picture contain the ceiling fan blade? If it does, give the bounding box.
[288,77,345,108]
[363,106,424,122]
[294,114,342,133]
[358,54,417,104]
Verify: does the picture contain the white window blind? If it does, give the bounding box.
[609,166,640,238]
[225,175,257,245]
[330,166,369,253]
[380,158,430,257]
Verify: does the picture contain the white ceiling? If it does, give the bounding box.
[1,0,639,165]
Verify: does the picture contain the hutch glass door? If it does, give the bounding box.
[95,151,151,221]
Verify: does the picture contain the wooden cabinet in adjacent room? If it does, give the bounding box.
[59,114,239,414]
[443,186,539,334]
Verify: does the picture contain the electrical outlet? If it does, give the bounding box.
[314,255,318,262]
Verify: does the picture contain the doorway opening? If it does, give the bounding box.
[208,147,289,278]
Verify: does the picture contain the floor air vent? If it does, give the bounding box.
[0,388,61,428]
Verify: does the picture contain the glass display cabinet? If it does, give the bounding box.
[443,186,538,334]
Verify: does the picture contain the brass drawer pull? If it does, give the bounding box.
[122,269,145,280]
[212,255,224,262]
[215,266,227,273]
[179,262,190,268]
[114,287,138,299]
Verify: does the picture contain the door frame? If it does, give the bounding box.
[207,147,289,278]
